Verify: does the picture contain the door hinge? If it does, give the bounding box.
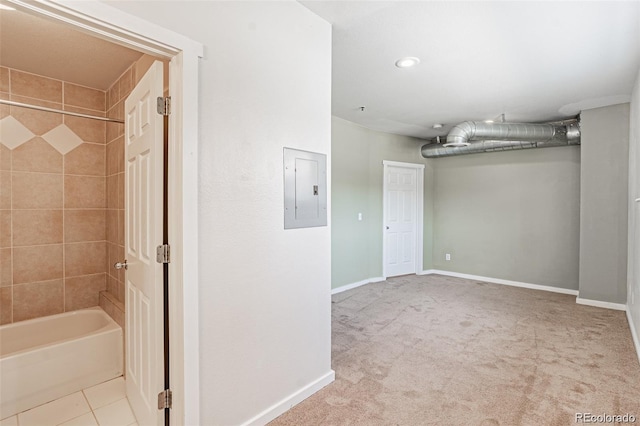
[157,96,171,116]
[156,244,170,264]
[157,389,172,410]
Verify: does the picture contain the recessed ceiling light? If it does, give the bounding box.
[433,123,443,129]
[0,4,16,10]
[395,57,420,68]
[484,120,494,123]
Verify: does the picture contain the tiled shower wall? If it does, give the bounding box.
[0,67,107,324]
[100,54,160,327]
[0,55,162,326]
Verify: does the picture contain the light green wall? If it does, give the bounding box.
[431,146,581,289]
[579,103,630,303]
[331,117,433,289]
[333,108,631,295]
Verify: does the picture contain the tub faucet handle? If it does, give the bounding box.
[114,260,128,270]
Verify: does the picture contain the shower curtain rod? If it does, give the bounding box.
[0,99,125,124]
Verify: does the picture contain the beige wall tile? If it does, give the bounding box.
[0,171,10,209]
[13,172,63,209]
[114,277,125,303]
[65,273,106,311]
[106,137,124,175]
[0,287,11,324]
[112,302,124,328]
[106,273,117,295]
[12,137,63,173]
[118,68,133,100]
[0,102,9,120]
[64,115,105,144]
[10,103,62,136]
[63,83,105,112]
[65,241,106,277]
[108,243,125,283]
[1,248,11,287]
[13,209,63,246]
[99,291,114,318]
[109,100,124,122]
[10,70,62,103]
[106,209,118,244]
[13,279,63,321]
[0,144,10,170]
[65,209,106,243]
[134,55,156,85]
[117,280,125,304]
[63,105,105,117]
[65,143,105,176]
[0,67,9,93]
[108,79,120,108]
[105,121,123,143]
[64,176,105,208]
[118,209,124,246]
[0,210,10,248]
[106,242,116,281]
[117,174,124,210]
[99,292,124,328]
[10,94,60,109]
[105,86,112,112]
[13,244,63,284]
[106,174,118,209]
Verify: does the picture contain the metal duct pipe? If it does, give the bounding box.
[421,119,580,158]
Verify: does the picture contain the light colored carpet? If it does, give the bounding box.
[270,274,640,425]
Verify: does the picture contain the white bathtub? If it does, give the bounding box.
[0,307,123,418]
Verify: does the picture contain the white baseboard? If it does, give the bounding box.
[241,370,335,426]
[422,269,579,296]
[626,309,640,367]
[576,297,627,311]
[331,277,385,295]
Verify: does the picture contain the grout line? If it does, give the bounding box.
[9,142,14,324]
[62,140,66,314]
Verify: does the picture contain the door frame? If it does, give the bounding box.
[6,1,204,424]
[382,160,425,279]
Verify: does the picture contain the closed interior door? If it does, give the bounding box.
[124,61,165,426]
[384,166,418,277]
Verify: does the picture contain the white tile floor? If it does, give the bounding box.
[0,377,137,426]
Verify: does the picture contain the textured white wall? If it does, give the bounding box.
[628,68,640,358]
[102,1,333,424]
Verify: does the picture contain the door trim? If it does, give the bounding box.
[6,1,204,424]
[382,160,425,279]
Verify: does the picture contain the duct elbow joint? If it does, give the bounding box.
[444,121,475,147]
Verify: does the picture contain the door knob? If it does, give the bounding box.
[114,260,128,270]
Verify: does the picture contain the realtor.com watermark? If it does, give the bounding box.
[576,413,637,423]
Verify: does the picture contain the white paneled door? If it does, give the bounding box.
[124,61,165,426]
[383,162,424,278]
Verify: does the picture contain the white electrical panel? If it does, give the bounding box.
[283,148,327,229]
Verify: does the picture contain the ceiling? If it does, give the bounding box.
[2,2,638,137]
[301,1,640,139]
[0,8,143,90]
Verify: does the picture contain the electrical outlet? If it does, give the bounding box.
[358,213,363,221]
[445,253,451,261]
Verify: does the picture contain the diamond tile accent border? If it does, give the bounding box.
[0,116,36,150]
[42,124,84,155]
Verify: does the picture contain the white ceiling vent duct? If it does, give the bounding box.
[421,118,580,158]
